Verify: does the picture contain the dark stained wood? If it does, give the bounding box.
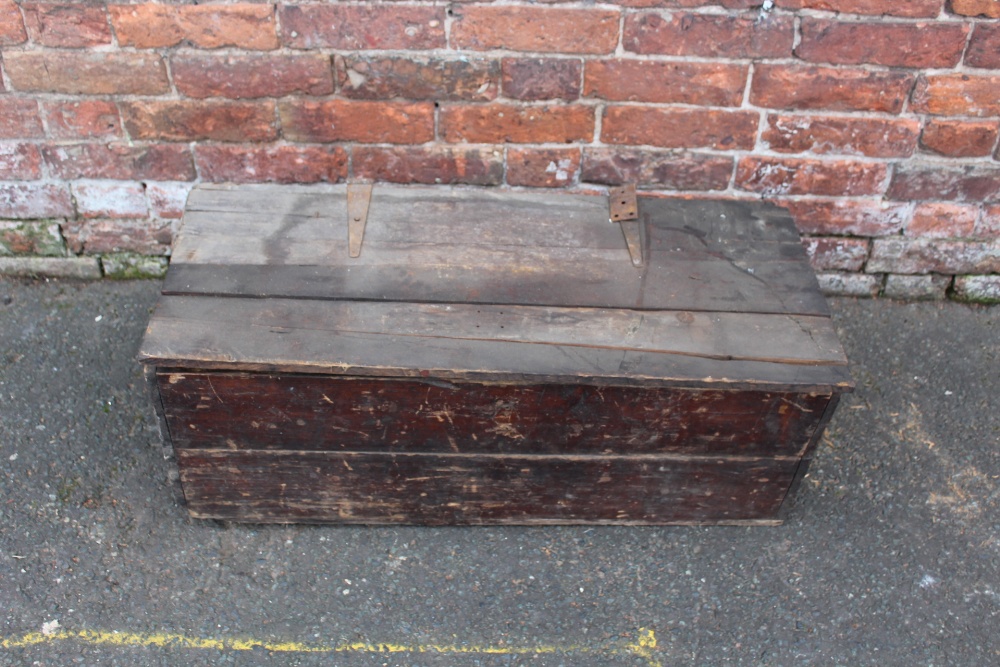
[158,372,832,458]
[175,449,799,525]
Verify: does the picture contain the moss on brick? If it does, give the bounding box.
[100,253,168,279]
[0,221,66,257]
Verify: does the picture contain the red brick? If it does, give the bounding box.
[279,5,444,50]
[751,65,914,114]
[966,23,1000,69]
[950,0,1000,18]
[762,114,919,158]
[736,157,888,196]
[196,145,348,184]
[776,0,943,17]
[506,147,580,187]
[888,164,1000,202]
[44,100,120,139]
[585,60,746,106]
[623,12,792,58]
[109,3,277,50]
[581,148,733,191]
[0,0,27,44]
[797,19,967,69]
[41,143,195,181]
[920,119,999,158]
[339,56,498,101]
[0,183,72,218]
[451,7,619,54]
[72,181,148,219]
[0,144,42,180]
[502,58,581,101]
[0,99,44,138]
[907,202,979,238]
[978,204,1000,237]
[801,237,870,272]
[279,100,434,144]
[22,2,111,47]
[146,183,190,220]
[4,52,168,95]
[173,54,333,100]
[911,75,1000,117]
[611,0,762,6]
[441,104,594,144]
[867,238,1000,274]
[122,101,278,143]
[352,146,504,186]
[64,218,172,255]
[602,107,757,150]
[778,199,910,236]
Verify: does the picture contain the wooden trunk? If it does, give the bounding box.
[138,184,853,525]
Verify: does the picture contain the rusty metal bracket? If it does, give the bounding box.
[347,183,373,258]
[609,184,643,267]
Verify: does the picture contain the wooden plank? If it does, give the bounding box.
[159,372,832,457]
[175,449,799,524]
[139,298,854,390]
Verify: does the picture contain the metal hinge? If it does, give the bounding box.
[609,184,643,267]
[347,183,373,258]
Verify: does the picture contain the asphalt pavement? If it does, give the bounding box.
[1,277,998,666]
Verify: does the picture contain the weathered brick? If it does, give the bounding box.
[585,60,746,106]
[44,100,121,139]
[110,3,277,50]
[4,52,168,95]
[883,274,951,300]
[780,199,910,236]
[0,99,44,138]
[0,256,100,279]
[801,236,869,271]
[507,147,581,188]
[581,148,733,190]
[101,254,168,279]
[279,5,444,50]
[352,146,504,186]
[146,182,191,219]
[949,0,1000,18]
[911,75,1000,117]
[0,144,42,180]
[920,119,999,157]
[41,143,196,181]
[815,272,882,298]
[602,108,757,150]
[0,0,27,44]
[0,221,64,257]
[736,157,888,196]
[867,238,1000,274]
[280,100,434,144]
[173,54,333,99]
[888,165,1000,202]
[623,12,792,58]
[797,20,968,69]
[776,0,943,17]
[339,56,498,101]
[122,101,278,142]
[64,218,172,255]
[441,104,594,144]
[196,145,348,184]
[0,183,73,218]
[966,23,1000,68]
[906,202,979,238]
[979,204,1000,237]
[762,114,918,158]
[953,275,1000,303]
[451,6,619,54]
[751,65,914,114]
[613,0,764,7]
[72,181,148,219]
[502,58,581,101]
[22,2,112,47]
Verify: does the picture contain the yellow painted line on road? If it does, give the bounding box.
[1,626,662,666]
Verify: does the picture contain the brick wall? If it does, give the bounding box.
[0,0,998,301]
